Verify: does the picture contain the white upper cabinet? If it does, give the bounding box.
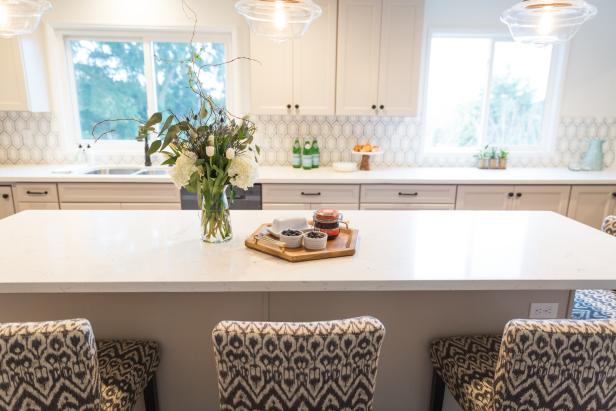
[336,0,382,115]
[0,34,49,112]
[250,0,337,116]
[337,0,424,116]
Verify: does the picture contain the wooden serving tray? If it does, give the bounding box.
[245,224,358,262]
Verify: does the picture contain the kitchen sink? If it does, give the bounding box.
[135,169,169,175]
[85,167,143,175]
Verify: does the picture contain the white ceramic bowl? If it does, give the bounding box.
[279,230,303,248]
[302,231,328,250]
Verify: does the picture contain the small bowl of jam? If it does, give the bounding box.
[313,209,345,240]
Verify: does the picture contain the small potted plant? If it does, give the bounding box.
[498,149,509,169]
[476,146,490,169]
[489,147,499,169]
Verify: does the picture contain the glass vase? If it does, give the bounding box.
[199,185,233,243]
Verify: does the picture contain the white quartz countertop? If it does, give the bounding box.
[1,209,616,293]
[1,164,616,184]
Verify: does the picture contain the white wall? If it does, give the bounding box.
[425,0,616,118]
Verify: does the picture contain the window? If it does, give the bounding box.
[67,35,228,141]
[423,34,564,152]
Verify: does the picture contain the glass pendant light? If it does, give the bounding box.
[235,0,322,42]
[501,0,597,45]
[0,0,52,38]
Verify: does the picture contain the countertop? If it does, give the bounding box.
[1,164,616,184]
[1,209,616,293]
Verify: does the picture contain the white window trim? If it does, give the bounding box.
[418,29,569,157]
[49,25,234,155]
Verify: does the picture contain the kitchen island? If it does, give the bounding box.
[1,210,616,410]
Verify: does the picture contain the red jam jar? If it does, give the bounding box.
[313,209,343,239]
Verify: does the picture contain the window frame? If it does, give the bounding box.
[419,29,569,156]
[56,27,233,153]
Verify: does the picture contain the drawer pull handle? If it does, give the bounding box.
[2,194,8,200]
[398,192,419,197]
[301,192,321,196]
[26,190,48,196]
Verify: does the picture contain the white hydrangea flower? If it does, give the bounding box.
[206,146,215,157]
[228,152,258,190]
[225,148,236,160]
[169,151,198,189]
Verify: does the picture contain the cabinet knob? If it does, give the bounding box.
[516,193,523,198]
[1,194,8,200]
[371,105,377,110]
[294,104,299,109]
[612,192,616,198]
[379,105,385,110]
[287,104,292,109]
[508,192,514,198]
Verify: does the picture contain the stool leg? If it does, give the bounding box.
[429,370,445,411]
[144,374,159,411]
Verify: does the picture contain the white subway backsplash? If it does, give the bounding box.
[0,111,615,168]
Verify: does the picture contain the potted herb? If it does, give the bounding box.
[498,149,509,169]
[489,147,499,169]
[477,146,490,169]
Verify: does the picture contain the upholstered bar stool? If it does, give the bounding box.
[0,319,160,411]
[429,319,616,411]
[212,316,385,411]
[572,215,616,319]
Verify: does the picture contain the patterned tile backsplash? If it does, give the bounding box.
[0,110,615,169]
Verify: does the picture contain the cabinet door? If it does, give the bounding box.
[311,203,360,210]
[121,203,182,210]
[568,186,616,228]
[0,187,15,219]
[455,186,514,210]
[16,202,60,212]
[0,39,28,111]
[336,0,382,115]
[377,0,423,116]
[61,203,123,210]
[360,203,454,210]
[292,0,337,115]
[250,33,293,115]
[513,186,571,215]
[262,203,311,210]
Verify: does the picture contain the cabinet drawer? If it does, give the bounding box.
[59,183,180,203]
[262,184,360,204]
[15,183,58,203]
[360,203,455,210]
[16,202,60,212]
[361,185,456,204]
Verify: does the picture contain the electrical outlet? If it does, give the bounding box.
[529,303,559,319]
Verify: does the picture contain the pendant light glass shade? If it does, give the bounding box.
[501,0,597,45]
[235,0,322,42]
[0,0,52,38]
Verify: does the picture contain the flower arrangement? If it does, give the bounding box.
[92,31,259,243]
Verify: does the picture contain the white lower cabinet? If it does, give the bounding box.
[360,203,454,210]
[456,186,514,210]
[0,187,15,219]
[263,203,359,210]
[16,202,60,212]
[456,185,571,214]
[514,186,571,215]
[568,186,616,228]
[61,203,182,210]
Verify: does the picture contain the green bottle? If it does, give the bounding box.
[302,140,312,170]
[311,138,320,168]
[292,138,301,168]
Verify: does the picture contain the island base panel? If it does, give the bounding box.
[0,290,571,411]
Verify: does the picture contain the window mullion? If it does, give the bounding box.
[143,39,158,116]
[478,39,496,148]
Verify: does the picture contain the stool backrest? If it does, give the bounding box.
[602,215,616,236]
[492,319,616,410]
[212,316,385,411]
[0,319,101,410]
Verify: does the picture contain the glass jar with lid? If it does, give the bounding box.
[313,209,344,239]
